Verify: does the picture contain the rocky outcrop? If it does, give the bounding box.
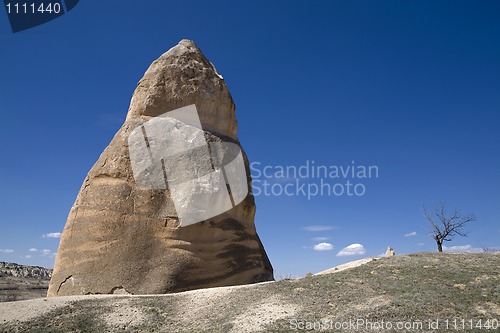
[0,262,52,279]
[385,247,396,256]
[0,262,51,302]
[48,40,273,297]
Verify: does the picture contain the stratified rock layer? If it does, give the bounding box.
[0,262,52,279]
[47,40,273,296]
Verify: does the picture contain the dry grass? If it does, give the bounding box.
[0,253,499,333]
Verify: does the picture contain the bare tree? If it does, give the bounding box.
[423,203,476,252]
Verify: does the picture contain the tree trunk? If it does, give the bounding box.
[437,241,443,252]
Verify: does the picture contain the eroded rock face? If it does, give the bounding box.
[0,262,52,279]
[47,40,273,297]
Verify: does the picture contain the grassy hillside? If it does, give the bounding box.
[0,253,499,332]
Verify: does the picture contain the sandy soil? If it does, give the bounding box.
[0,281,276,324]
[0,295,116,323]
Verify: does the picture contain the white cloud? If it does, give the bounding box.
[313,242,334,251]
[29,248,38,252]
[302,226,337,232]
[337,243,366,257]
[312,237,329,242]
[0,249,14,253]
[42,232,61,239]
[41,249,51,256]
[404,231,417,237]
[443,245,483,253]
[417,243,425,246]
[23,255,32,259]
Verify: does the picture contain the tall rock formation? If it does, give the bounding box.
[48,40,273,296]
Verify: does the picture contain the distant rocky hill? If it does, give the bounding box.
[0,262,52,302]
[0,262,52,279]
[1,253,499,332]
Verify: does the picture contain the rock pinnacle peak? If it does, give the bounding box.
[126,39,237,139]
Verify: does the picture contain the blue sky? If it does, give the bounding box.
[0,1,499,278]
